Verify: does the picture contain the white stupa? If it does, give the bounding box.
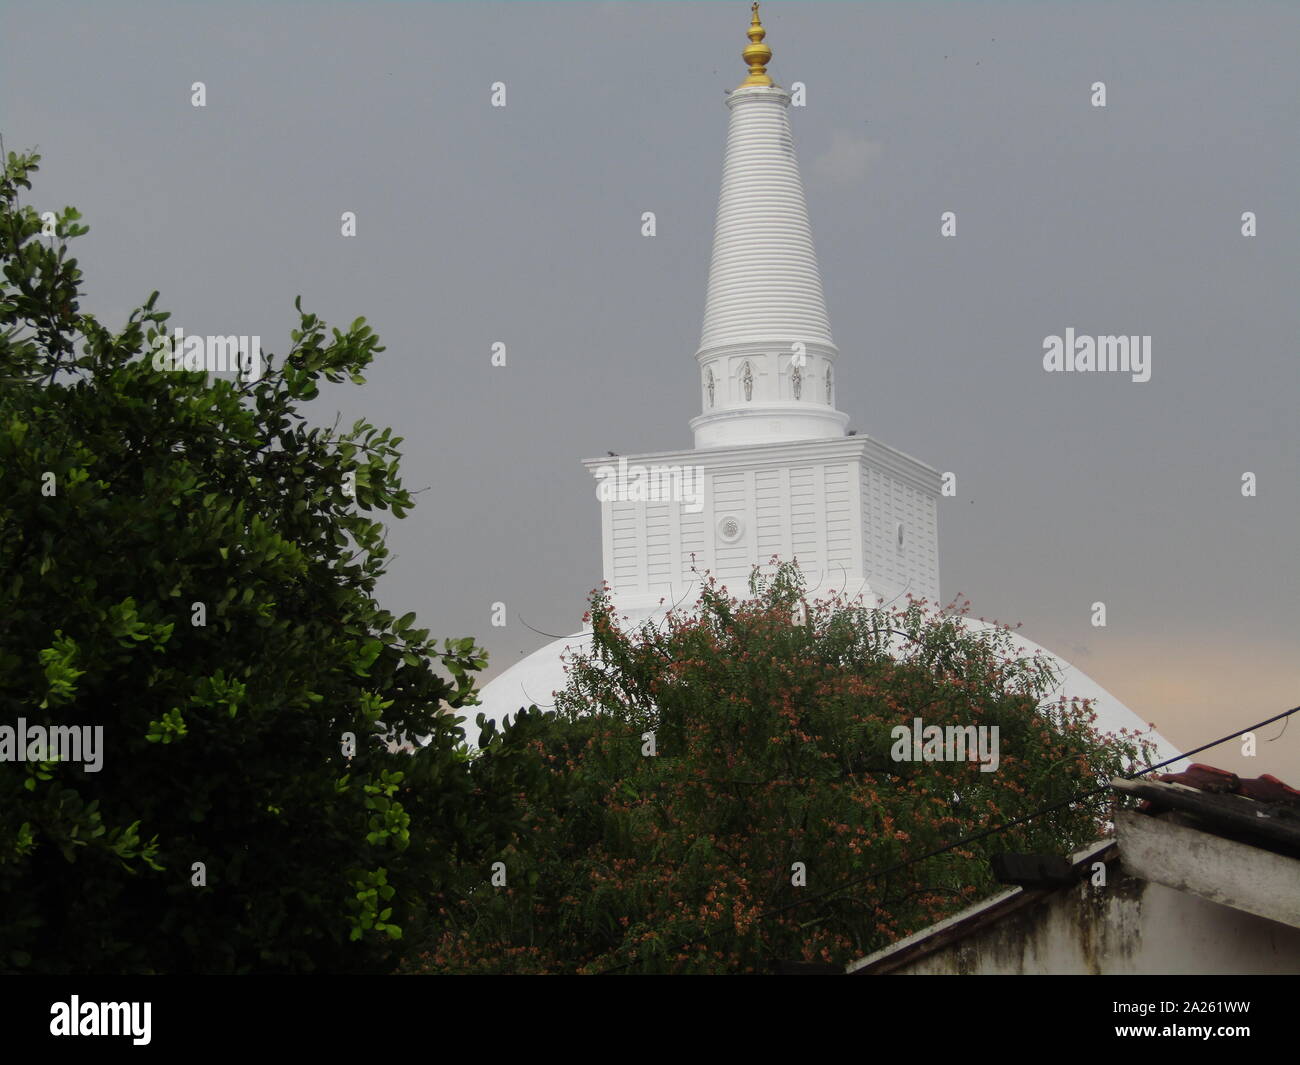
[471,7,1183,768]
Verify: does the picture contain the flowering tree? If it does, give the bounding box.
[409,561,1156,974]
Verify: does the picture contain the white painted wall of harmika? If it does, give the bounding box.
[583,436,941,618]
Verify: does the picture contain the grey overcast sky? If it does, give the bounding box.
[3,0,1297,777]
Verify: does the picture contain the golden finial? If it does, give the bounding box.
[739,2,773,88]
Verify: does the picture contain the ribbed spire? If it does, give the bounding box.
[690,8,847,450]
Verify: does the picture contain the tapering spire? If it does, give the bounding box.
[692,6,848,449]
[739,3,774,88]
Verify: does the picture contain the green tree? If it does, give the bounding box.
[407,562,1156,974]
[0,149,525,973]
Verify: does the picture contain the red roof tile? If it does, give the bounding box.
[1154,763,1300,807]
[1157,763,1239,792]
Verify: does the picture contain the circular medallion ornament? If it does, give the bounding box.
[718,516,743,543]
